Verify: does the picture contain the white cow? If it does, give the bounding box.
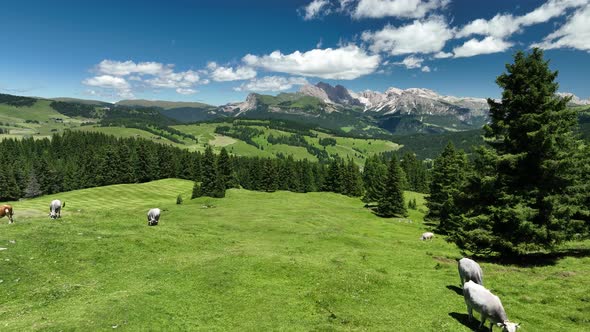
[458,257,484,286]
[49,200,64,219]
[147,208,161,226]
[463,280,520,332]
[420,232,434,240]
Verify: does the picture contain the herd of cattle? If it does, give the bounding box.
[0,201,161,226]
[421,232,520,331]
[1,203,521,330]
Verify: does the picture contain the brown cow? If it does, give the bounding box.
[0,204,14,224]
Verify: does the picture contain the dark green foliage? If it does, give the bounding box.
[451,49,587,256]
[362,155,387,204]
[323,159,345,194]
[319,137,337,146]
[391,129,484,160]
[176,194,183,205]
[215,126,264,148]
[0,93,36,107]
[377,157,407,217]
[400,152,429,193]
[343,158,363,197]
[50,101,97,118]
[408,198,417,210]
[217,147,238,189]
[425,142,468,233]
[194,146,225,198]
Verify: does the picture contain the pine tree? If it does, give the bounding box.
[362,155,387,204]
[377,157,407,217]
[401,152,429,193]
[453,49,585,255]
[24,169,42,198]
[217,147,236,189]
[344,158,363,197]
[323,159,344,193]
[262,159,279,192]
[425,142,468,234]
[196,145,225,198]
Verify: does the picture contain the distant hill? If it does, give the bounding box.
[52,97,112,106]
[116,99,220,122]
[116,99,214,109]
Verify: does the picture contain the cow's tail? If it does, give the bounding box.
[62,201,66,208]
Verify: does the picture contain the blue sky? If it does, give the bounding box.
[1,0,589,105]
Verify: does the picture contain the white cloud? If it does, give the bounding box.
[361,16,454,55]
[302,0,331,20]
[96,60,168,76]
[83,60,208,98]
[176,88,198,95]
[396,56,424,69]
[234,76,308,92]
[83,75,130,90]
[455,14,521,39]
[82,75,134,98]
[242,45,380,80]
[421,66,431,72]
[352,0,449,19]
[144,70,203,88]
[456,0,587,39]
[453,37,513,58]
[434,51,453,58]
[207,62,257,82]
[532,4,590,52]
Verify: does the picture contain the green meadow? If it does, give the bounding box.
[0,179,588,331]
[172,122,399,164]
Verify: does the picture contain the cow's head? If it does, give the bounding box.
[498,321,520,332]
[49,212,57,219]
[148,219,158,226]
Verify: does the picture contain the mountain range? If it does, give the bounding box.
[42,82,590,135]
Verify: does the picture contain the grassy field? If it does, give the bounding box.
[0,180,588,330]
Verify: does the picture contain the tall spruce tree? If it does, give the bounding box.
[343,158,363,197]
[377,157,407,217]
[193,146,225,198]
[362,155,387,204]
[217,147,236,189]
[425,142,468,233]
[452,49,585,255]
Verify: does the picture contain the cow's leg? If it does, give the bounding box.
[9,214,14,224]
[479,314,486,329]
[490,322,494,332]
[467,305,472,321]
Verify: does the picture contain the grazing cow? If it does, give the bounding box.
[463,280,520,332]
[49,200,65,219]
[147,208,161,226]
[459,257,484,286]
[420,232,434,240]
[0,204,14,224]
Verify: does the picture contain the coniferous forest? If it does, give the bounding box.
[1,131,424,203]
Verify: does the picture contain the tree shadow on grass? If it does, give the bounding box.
[473,248,590,267]
[446,285,463,296]
[449,312,484,331]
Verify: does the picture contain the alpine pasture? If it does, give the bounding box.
[1,180,588,331]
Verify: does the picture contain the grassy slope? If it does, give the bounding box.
[0,100,91,138]
[0,180,588,331]
[173,122,399,164]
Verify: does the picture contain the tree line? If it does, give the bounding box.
[0,131,429,211]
